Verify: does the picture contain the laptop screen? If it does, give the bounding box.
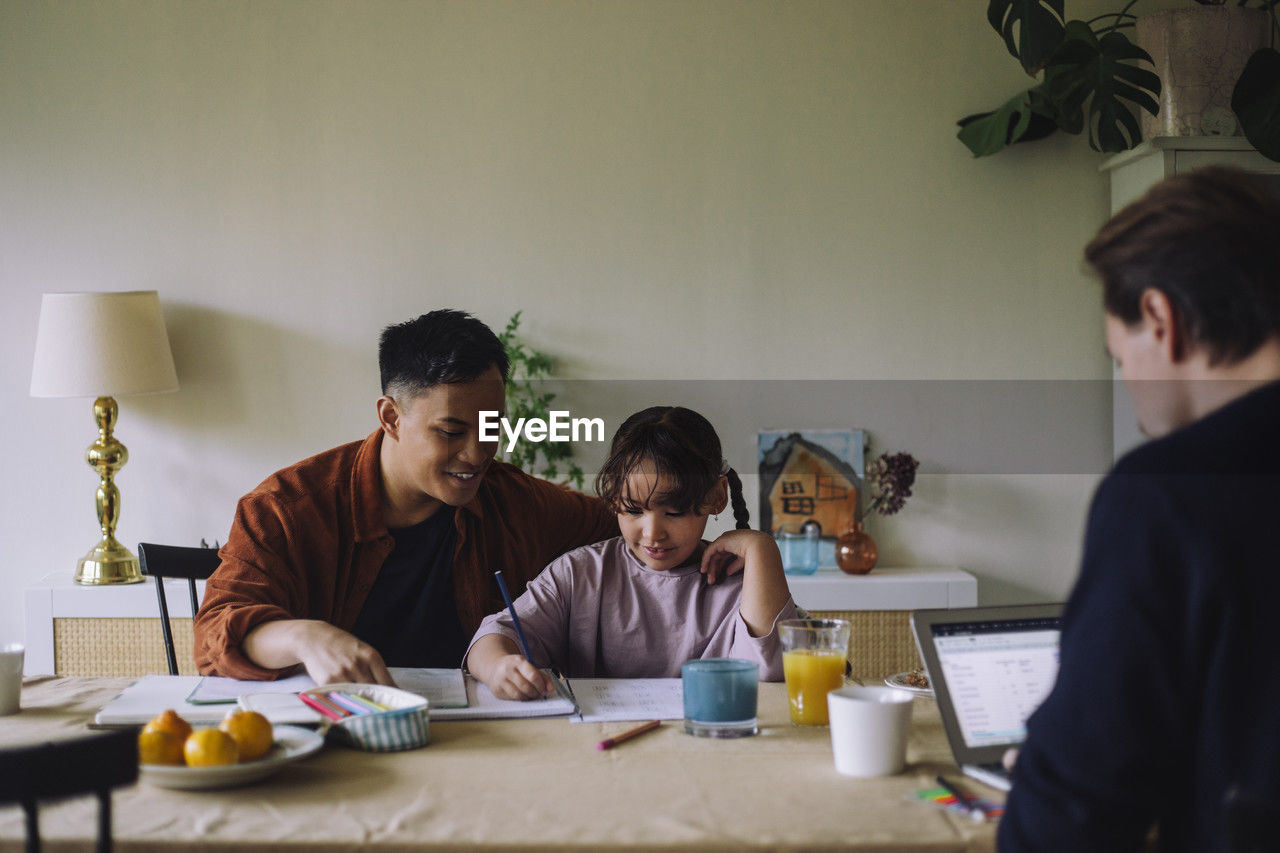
[930,616,1061,748]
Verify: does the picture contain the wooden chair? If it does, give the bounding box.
[0,729,138,853]
[137,542,221,676]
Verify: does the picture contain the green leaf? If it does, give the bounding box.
[1029,82,1081,135]
[497,308,583,483]
[957,90,1037,156]
[987,0,1065,73]
[1233,48,1280,163]
[526,352,553,375]
[1043,22,1159,153]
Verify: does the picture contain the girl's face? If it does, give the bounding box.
[616,463,726,572]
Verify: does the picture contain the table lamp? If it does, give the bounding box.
[30,291,179,585]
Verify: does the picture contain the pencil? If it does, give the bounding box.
[327,692,374,716]
[597,720,661,751]
[493,570,537,663]
[343,692,392,712]
[935,774,986,820]
[494,570,569,700]
[310,691,352,717]
[299,691,347,722]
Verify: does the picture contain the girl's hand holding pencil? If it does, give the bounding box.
[466,570,561,701]
[486,652,556,701]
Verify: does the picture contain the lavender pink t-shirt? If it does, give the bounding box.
[468,535,797,681]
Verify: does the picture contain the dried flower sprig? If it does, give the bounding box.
[864,452,919,519]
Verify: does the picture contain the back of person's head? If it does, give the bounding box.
[1085,166,1280,366]
[379,309,510,399]
[594,406,750,529]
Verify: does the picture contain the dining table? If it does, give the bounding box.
[1,675,1001,852]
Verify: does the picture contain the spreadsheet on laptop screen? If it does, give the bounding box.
[932,617,1061,748]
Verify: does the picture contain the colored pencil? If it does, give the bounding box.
[597,720,661,751]
[299,691,347,722]
[308,691,351,717]
[343,692,392,712]
[327,692,374,716]
[935,775,986,820]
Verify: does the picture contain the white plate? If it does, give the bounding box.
[885,671,933,697]
[139,725,324,790]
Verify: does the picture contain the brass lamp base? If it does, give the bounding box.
[73,396,145,585]
[75,538,144,585]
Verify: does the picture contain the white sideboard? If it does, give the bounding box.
[24,565,977,678]
[24,573,207,676]
[786,566,976,612]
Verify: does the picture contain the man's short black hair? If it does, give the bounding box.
[378,309,509,399]
[1085,167,1280,365]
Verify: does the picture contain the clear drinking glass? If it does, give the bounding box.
[779,618,851,725]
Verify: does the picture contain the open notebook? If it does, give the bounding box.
[92,669,573,727]
[241,677,687,723]
[240,675,579,724]
[93,669,468,727]
[93,671,686,726]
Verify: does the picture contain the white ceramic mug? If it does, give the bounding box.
[827,685,913,777]
[0,644,24,716]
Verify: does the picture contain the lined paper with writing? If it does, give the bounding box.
[568,678,684,723]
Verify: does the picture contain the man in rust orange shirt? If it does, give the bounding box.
[194,309,617,685]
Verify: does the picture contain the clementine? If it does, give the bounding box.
[137,728,185,765]
[183,728,239,767]
[142,708,193,742]
[219,710,274,762]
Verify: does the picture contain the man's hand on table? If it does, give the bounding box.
[243,619,396,686]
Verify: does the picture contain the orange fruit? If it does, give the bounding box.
[137,728,185,765]
[219,710,274,762]
[183,728,239,767]
[142,709,193,742]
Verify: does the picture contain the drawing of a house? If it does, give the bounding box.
[758,430,864,536]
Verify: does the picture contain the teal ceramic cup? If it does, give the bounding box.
[681,658,759,738]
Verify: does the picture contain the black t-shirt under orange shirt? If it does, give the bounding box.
[350,507,466,668]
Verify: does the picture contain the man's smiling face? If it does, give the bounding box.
[384,364,506,508]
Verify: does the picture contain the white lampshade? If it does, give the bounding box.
[30,291,179,398]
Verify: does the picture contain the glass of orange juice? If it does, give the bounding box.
[780,618,851,725]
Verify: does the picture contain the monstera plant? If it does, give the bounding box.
[959,0,1280,161]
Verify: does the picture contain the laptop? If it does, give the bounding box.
[910,603,1063,791]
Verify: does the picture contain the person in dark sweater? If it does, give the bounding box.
[999,168,1280,852]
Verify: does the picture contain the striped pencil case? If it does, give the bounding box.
[301,683,431,752]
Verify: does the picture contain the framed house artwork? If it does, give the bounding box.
[757,429,865,537]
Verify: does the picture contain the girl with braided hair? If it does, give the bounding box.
[466,406,797,700]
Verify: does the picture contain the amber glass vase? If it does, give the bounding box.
[835,521,878,575]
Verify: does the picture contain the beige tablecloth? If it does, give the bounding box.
[0,677,1000,851]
